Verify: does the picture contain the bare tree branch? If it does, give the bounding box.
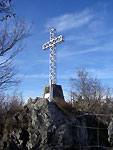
[0,19,30,56]
[70,68,112,101]
[0,0,15,22]
[0,19,31,90]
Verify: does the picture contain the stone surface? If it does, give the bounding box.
[0,98,110,150]
[108,117,113,147]
[43,84,64,101]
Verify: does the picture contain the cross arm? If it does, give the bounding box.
[42,35,64,50]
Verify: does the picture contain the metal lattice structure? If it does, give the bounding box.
[42,29,64,101]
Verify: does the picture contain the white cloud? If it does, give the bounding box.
[87,67,113,79]
[24,73,73,80]
[66,35,97,46]
[45,9,94,32]
[57,38,113,59]
[57,46,102,58]
[35,59,49,63]
[25,74,48,79]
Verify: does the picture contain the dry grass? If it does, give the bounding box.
[52,98,82,117]
[0,91,26,140]
[53,98,113,124]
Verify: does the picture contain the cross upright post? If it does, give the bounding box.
[42,29,64,101]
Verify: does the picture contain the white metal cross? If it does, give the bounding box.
[42,29,64,101]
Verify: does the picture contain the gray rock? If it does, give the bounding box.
[0,98,110,150]
[108,117,113,147]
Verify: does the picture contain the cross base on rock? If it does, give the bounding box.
[43,84,65,101]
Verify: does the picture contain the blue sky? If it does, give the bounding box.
[11,0,113,100]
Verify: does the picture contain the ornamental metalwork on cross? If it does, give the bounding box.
[42,29,64,101]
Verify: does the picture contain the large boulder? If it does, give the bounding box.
[108,117,113,147]
[0,98,110,150]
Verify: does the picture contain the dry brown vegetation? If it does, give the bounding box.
[0,91,24,134]
[53,99,83,117]
[70,68,113,101]
[66,68,113,124]
[53,98,113,125]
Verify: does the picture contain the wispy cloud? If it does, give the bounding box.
[45,9,94,32]
[66,22,113,45]
[87,67,113,79]
[24,73,73,80]
[35,59,48,63]
[57,37,113,59]
[66,35,98,46]
[24,69,113,80]
[57,46,103,58]
[25,74,48,79]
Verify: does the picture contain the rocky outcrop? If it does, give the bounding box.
[0,98,110,150]
[108,117,113,147]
